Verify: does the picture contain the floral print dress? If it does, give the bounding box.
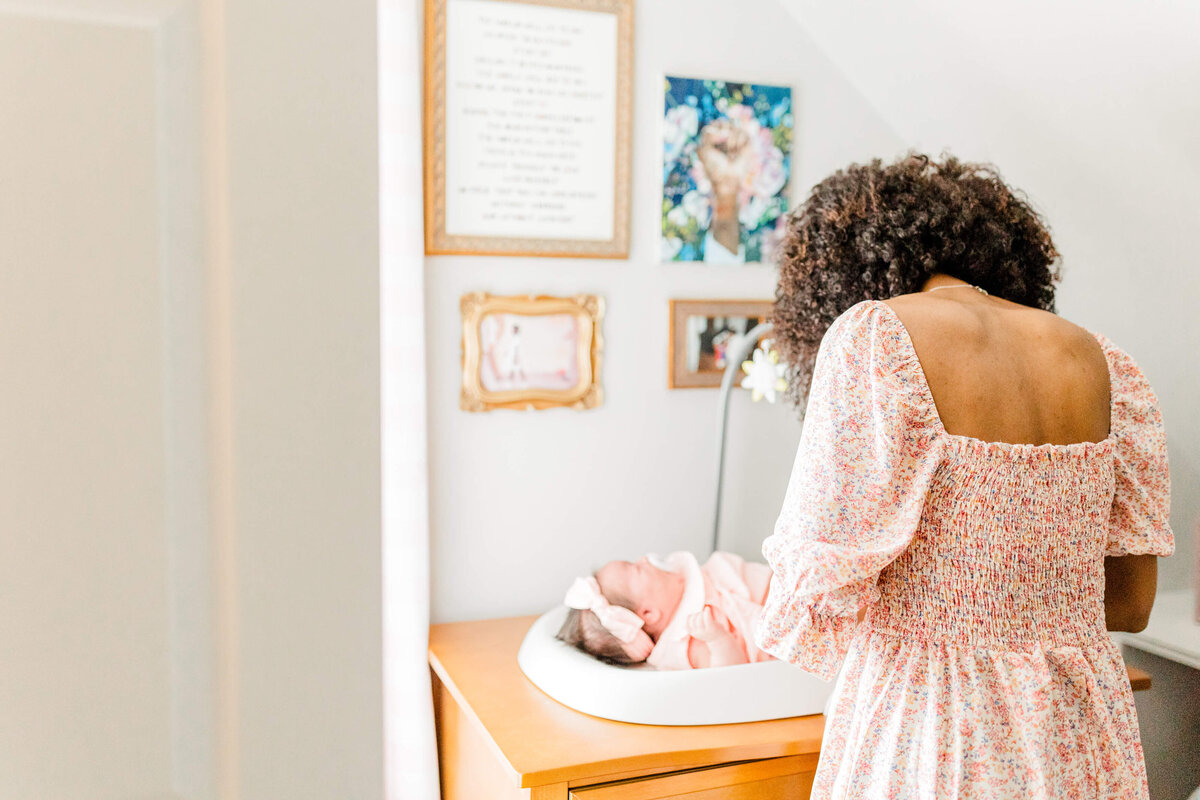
[755,301,1174,800]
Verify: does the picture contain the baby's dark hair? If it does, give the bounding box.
[772,152,1061,408]
[555,581,640,666]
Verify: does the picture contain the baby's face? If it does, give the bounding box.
[594,557,677,631]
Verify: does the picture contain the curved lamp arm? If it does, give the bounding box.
[711,321,774,554]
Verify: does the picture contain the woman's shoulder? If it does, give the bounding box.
[817,300,916,376]
[884,291,1085,343]
[824,299,890,337]
[1082,328,1162,419]
[882,293,1108,374]
[1084,327,1145,376]
[1005,315,1158,406]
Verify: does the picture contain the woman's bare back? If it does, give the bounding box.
[884,288,1111,447]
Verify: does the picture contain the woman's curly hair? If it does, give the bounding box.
[772,152,1062,409]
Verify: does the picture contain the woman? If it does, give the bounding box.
[755,153,1173,799]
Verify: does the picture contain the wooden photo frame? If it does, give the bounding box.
[461,292,604,411]
[424,0,634,257]
[668,299,773,389]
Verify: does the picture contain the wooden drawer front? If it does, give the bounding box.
[569,755,816,800]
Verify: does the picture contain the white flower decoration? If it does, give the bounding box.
[740,339,788,403]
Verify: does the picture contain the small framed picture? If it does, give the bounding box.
[461,292,604,411]
[668,299,773,389]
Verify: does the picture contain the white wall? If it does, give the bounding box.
[776,0,1200,592]
[427,0,905,623]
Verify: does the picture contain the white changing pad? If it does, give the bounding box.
[517,606,834,726]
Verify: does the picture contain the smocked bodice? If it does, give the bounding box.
[870,439,1118,649]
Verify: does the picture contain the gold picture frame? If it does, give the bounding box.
[668,299,773,389]
[461,292,604,411]
[423,0,634,257]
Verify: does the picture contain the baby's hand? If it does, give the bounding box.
[686,605,730,643]
[620,631,654,663]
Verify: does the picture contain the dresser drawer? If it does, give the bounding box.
[569,755,816,799]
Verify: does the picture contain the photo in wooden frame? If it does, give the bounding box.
[461,292,604,411]
[668,299,773,389]
[424,0,634,257]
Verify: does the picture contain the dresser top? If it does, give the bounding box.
[428,615,825,788]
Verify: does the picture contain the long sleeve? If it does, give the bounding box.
[755,301,943,680]
[1095,334,1174,557]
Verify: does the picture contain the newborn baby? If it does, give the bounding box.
[555,551,775,669]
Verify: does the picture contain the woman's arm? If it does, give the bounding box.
[1091,338,1172,632]
[1104,554,1158,632]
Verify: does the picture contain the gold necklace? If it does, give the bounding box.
[928,283,988,296]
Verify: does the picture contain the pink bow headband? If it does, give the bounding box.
[563,576,645,643]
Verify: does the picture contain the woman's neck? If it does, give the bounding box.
[922,273,974,292]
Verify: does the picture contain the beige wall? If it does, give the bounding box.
[0,11,180,796]
[0,1,386,797]
[223,0,384,796]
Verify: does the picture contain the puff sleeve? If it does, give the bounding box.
[1096,335,1174,557]
[755,301,943,680]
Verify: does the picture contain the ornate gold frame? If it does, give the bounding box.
[460,292,605,411]
[668,299,774,389]
[423,0,634,258]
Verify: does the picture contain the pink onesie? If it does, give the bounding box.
[645,551,774,670]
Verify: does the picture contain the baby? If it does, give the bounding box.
[555,551,775,669]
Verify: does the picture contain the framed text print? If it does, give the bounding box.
[460,292,605,411]
[424,0,634,257]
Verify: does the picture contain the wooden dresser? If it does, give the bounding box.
[429,616,825,799]
[429,615,1153,799]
